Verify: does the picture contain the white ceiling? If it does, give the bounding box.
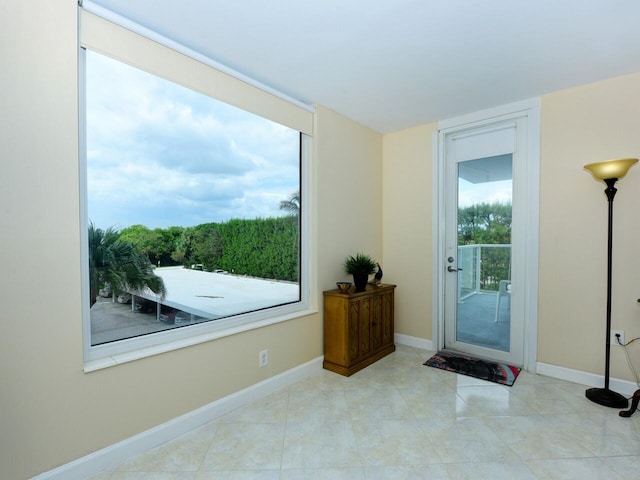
[88,0,640,133]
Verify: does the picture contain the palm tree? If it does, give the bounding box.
[88,223,166,307]
[279,191,300,216]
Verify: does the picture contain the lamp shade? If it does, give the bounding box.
[584,158,638,180]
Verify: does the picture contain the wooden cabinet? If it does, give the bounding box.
[323,284,395,376]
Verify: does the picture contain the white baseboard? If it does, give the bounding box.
[395,333,434,351]
[536,362,638,397]
[33,356,324,480]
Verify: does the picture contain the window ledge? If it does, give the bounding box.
[84,307,318,372]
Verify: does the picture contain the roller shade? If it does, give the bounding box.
[79,7,314,136]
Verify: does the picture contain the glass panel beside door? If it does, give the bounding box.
[455,155,512,352]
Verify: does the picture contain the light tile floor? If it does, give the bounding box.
[90,345,640,479]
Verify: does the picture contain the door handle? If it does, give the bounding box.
[447,266,462,272]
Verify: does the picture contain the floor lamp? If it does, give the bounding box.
[583,157,638,408]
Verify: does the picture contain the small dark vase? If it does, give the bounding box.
[352,273,369,292]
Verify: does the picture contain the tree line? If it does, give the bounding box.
[117,216,299,282]
[88,192,300,306]
[457,202,512,291]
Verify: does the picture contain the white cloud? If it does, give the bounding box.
[458,179,512,208]
[85,50,299,229]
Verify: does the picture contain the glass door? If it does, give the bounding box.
[443,121,524,365]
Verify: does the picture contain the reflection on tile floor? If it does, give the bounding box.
[90,345,640,479]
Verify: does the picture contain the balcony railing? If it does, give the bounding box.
[457,244,511,301]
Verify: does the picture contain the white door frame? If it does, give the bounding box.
[432,98,541,371]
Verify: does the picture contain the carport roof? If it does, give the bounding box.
[137,266,299,318]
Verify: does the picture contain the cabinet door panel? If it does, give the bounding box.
[348,301,360,362]
[358,298,371,357]
[382,292,394,345]
[371,294,383,350]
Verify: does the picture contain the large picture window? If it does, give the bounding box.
[82,49,306,363]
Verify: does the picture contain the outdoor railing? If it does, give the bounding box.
[457,244,511,301]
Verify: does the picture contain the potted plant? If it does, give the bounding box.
[344,253,377,292]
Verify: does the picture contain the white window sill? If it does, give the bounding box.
[84,307,318,373]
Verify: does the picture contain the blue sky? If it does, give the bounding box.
[85,50,300,230]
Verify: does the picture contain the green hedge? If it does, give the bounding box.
[118,217,299,282]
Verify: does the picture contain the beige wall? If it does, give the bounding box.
[382,124,437,339]
[0,3,382,479]
[538,73,640,378]
[315,105,384,290]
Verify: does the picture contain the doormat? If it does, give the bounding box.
[423,350,521,386]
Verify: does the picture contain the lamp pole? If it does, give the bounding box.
[584,177,626,406]
[603,178,616,392]
[584,158,638,408]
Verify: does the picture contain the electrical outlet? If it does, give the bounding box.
[610,329,625,346]
[259,349,268,367]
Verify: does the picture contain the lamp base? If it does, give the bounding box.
[585,387,628,408]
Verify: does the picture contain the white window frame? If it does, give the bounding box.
[78,11,316,372]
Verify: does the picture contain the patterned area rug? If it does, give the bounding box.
[424,350,521,386]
